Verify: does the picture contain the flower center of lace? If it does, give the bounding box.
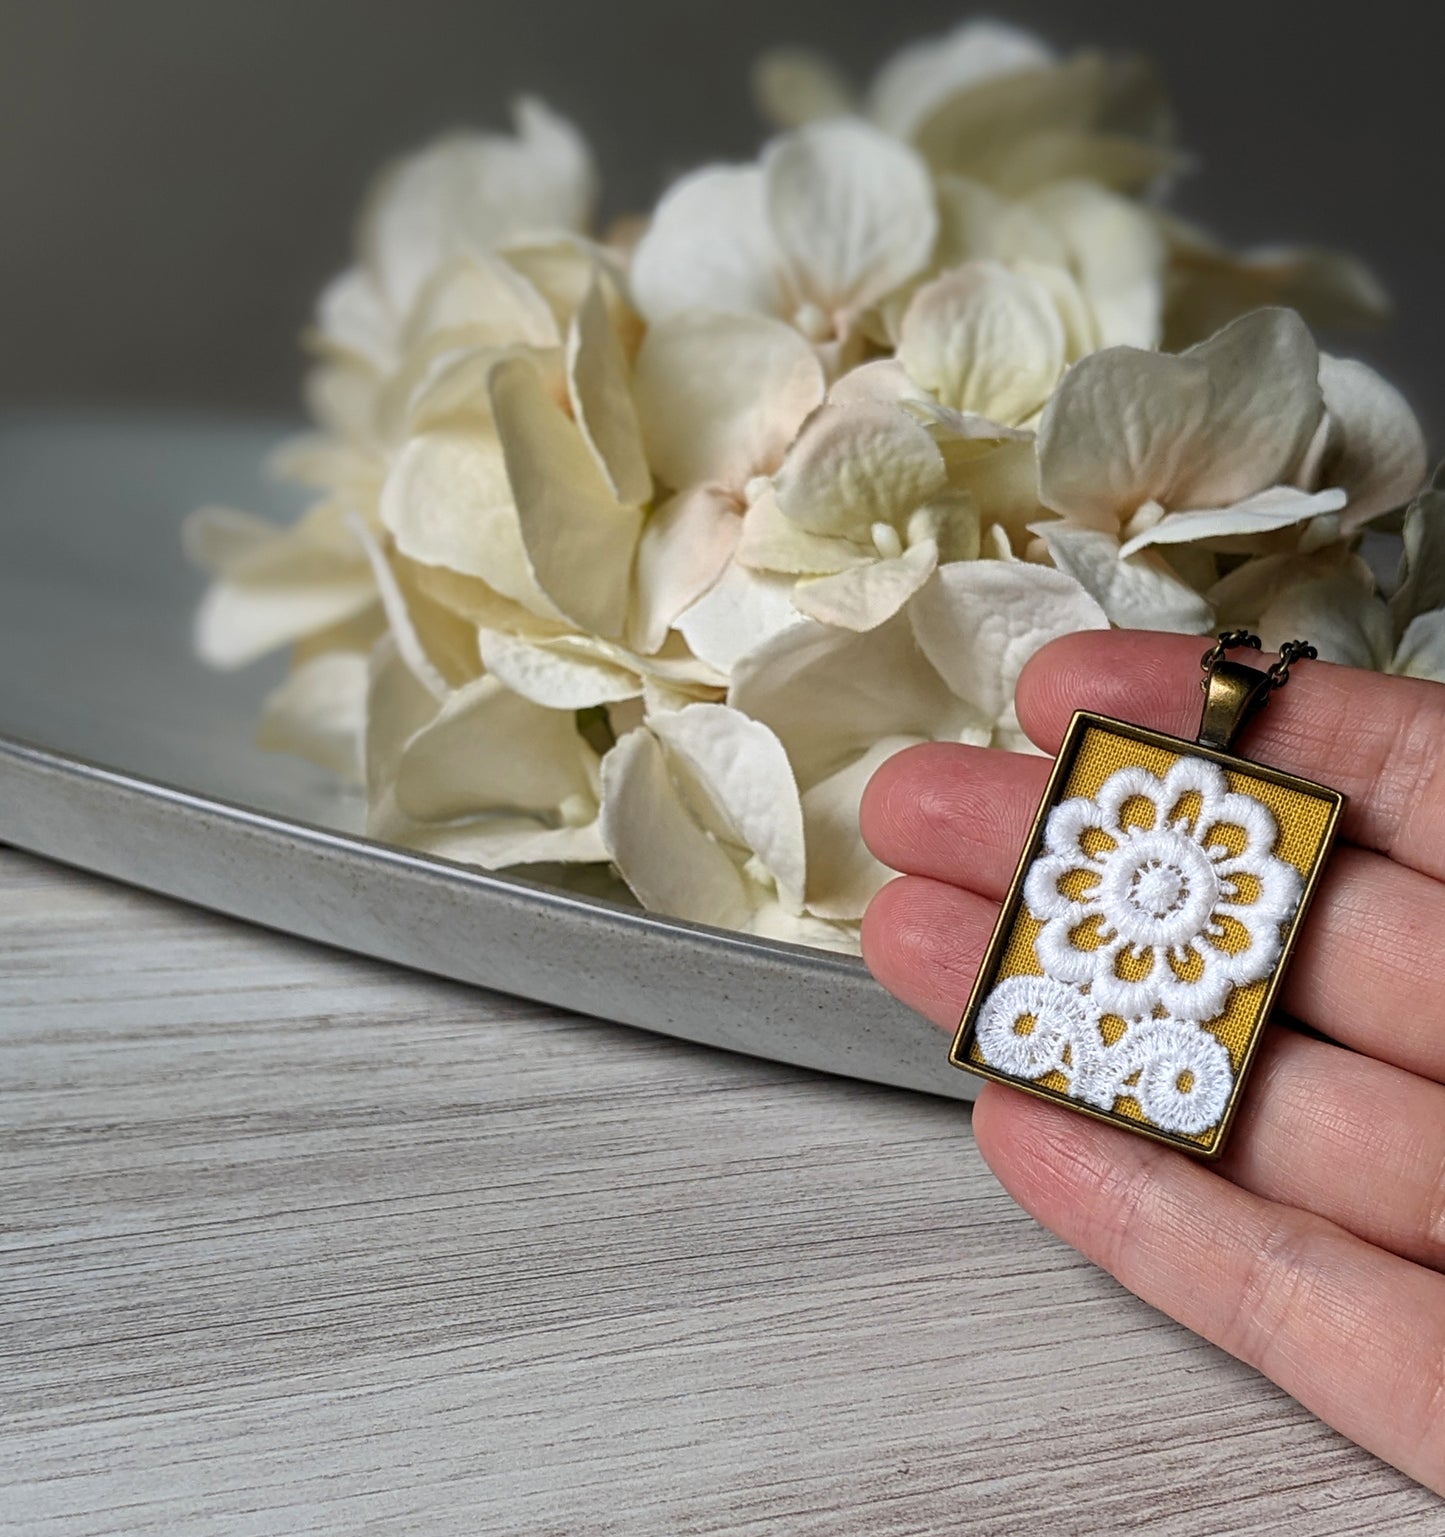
[1098,829,1219,949]
[1128,859,1188,920]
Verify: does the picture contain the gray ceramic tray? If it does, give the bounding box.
[0,411,970,1100]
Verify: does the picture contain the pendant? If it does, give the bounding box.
[951,634,1344,1157]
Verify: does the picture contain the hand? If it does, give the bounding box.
[860,629,1445,1494]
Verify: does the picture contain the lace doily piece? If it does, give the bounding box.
[1022,757,1303,1022]
[974,974,1235,1136]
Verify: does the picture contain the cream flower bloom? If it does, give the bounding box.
[1253,564,1445,684]
[342,508,608,871]
[736,394,957,633]
[929,177,1165,351]
[1231,473,1445,684]
[1023,756,1303,1021]
[316,99,597,373]
[256,650,372,785]
[1032,308,1350,631]
[598,703,857,951]
[191,107,610,681]
[183,19,1437,966]
[756,20,1175,196]
[734,260,1084,635]
[1291,354,1428,535]
[729,562,1109,918]
[377,287,725,710]
[185,501,379,669]
[357,506,608,861]
[629,309,826,661]
[365,636,607,870]
[1160,215,1391,352]
[897,259,1079,425]
[630,118,937,364]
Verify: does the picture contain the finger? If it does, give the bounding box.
[1287,847,1445,1081]
[860,875,998,1029]
[860,741,1050,901]
[973,1087,1445,1496]
[863,744,1445,1083]
[1216,1028,1445,1272]
[1015,629,1445,882]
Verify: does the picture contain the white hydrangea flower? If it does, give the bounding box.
[191,106,610,678]
[183,19,1439,963]
[1291,354,1428,536]
[728,562,1109,919]
[629,309,827,660]
[929,177,1165,350]
[598,703,858,950]
[257,650,372,784]
[377,287,726,710]
[184,501,379,669]
[1030,308,1351,630]
[732,256,1100,636]
[630,117,938,367]
[366,635,607,870]
[733,392,1035,633]
[754,20,1175,195]
[1227,474,1445,683]
[316,99,597,373]
[1160,214,1392,351]
[358,527,608,873]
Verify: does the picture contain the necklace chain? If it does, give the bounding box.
[1199,630,1317,696]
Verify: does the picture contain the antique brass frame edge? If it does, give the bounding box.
[948,710,1347,1159]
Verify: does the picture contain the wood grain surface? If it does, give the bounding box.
[1,846,1439,1535]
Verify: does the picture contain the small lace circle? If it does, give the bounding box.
[974,974,1093,1079]
[1126,1019,1234,1135]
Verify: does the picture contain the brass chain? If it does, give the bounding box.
[1265,638,1320,690]
[1199,630,1317,696]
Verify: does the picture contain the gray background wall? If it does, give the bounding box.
[0,0,1439,443]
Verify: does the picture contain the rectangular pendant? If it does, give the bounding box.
[951,711,1344,1157]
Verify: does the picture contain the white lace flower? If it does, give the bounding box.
[1022,756,1303,1021]
[974,975,1235,1136]
[974,974,1097,1081]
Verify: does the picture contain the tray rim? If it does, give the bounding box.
[0,727,872,980]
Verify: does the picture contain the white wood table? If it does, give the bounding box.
[2,845,1439,1534]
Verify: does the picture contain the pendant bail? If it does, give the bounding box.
[1197,657,1273,750]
